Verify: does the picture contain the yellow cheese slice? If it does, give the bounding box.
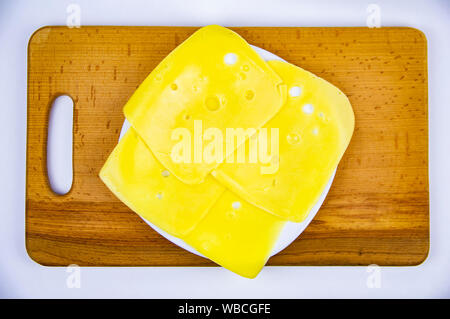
[183,191,285,278]
[124,25,286,185]
[213,60,355,222]
[99,128,225,237]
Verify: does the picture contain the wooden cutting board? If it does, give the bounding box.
[26,26,429,266]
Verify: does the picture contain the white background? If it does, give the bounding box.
[0,0,449,298]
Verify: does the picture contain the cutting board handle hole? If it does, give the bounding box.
[47,94,74,195]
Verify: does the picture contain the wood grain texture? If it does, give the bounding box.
[26,26,429,266]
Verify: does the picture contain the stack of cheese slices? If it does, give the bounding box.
[100,25,354,278]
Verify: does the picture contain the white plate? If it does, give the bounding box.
[118,45,336,258]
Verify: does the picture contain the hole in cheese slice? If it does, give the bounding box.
[99,128,225,237]
[212,60,355,222]
[123,25,286,185]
